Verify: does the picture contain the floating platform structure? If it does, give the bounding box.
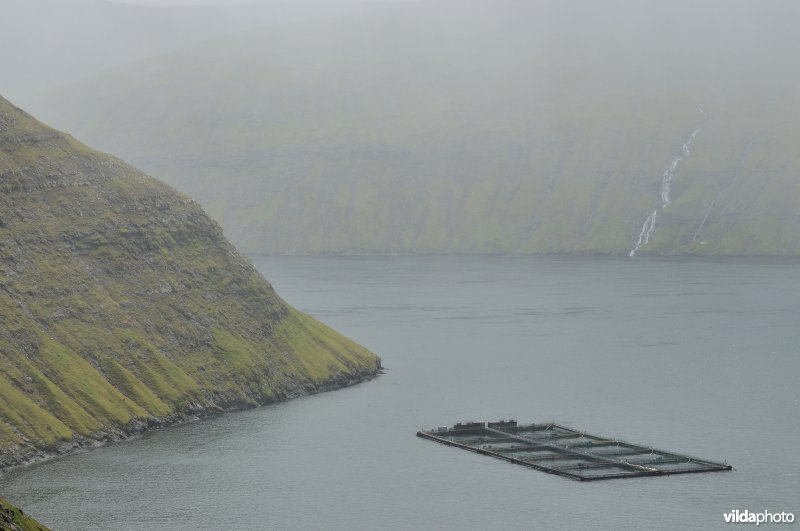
[417,420,732,481]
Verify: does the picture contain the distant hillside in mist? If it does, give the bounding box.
[0,0,376,101]
[28,0,800,255]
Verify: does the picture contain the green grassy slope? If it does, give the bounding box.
[29,0,800,256]
[0,497,48,531]
[0,96,380,466]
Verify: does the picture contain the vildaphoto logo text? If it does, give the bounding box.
[724,510,795,525]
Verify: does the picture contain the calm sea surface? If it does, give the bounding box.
[3,256,799,530]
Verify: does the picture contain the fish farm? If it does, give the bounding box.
[417,420,732,481]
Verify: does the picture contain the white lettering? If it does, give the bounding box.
[723,509,795,525]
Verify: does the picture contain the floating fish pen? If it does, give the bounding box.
[417,420,732,481]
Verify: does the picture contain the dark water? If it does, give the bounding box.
[3,256,799,530]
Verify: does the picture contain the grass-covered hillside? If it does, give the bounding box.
[0,96,380,467]
[0,497,48,531]
[28,0,800,256]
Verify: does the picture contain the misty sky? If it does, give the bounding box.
[109,0,405,4]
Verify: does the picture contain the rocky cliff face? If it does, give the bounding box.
[0,96,380,468]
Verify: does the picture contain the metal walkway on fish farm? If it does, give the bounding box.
[417,420,732,481]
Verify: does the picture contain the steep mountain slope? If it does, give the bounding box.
[29,0,800,256]
[0,96,380,468]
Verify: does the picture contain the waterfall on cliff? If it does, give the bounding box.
[629,118,702,257]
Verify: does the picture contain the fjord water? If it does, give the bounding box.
[3,256,798,530]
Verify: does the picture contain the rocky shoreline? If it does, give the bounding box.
[0,497,48,531]
[0,367,382,474]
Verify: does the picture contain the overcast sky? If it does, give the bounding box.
[108,0,405,4]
